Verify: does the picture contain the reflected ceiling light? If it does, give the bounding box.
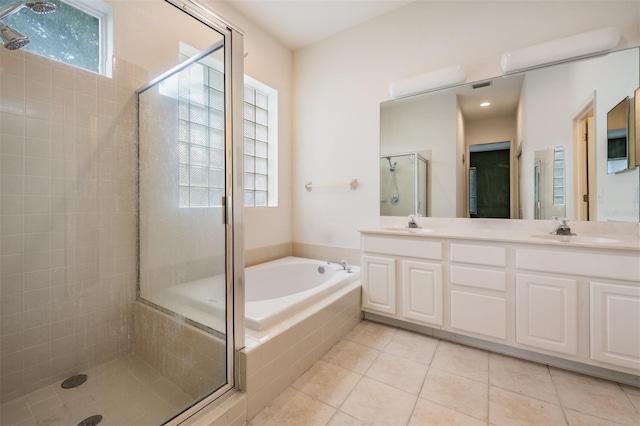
[500,27,620,74]
[480,102,491,107]
[389,65,467,100]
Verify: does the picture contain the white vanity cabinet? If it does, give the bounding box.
[448,243,509,342]
[515,247,640,370]
[361,234,444,327]
[360,229,640,379]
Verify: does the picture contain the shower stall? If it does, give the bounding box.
[380,152,428,217]
[0,0,244,425]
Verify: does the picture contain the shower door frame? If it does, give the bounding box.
[136,0,245,423]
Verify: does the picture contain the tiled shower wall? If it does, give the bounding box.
[0,48,145,402]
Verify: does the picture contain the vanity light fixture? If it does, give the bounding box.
[480,102,491,107]
[389,65,467,99]
[500,27,620,74]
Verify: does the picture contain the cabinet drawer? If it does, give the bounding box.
[516,248,640,282]
[450,290,507,340]
[362,236,442,260]
[450,266,507,292]
[451,243,506,267]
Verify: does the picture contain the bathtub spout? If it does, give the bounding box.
[327,260,352,273]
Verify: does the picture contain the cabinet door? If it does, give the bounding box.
[516,274,577,355]
[450,290,507,340]
[402,260,443,326]
[362,255,396,315]
[590,282,640,370]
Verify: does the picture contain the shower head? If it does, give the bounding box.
[386,157,397,172]
[0,1,56,21]
[0,22,29,50]
[26,1,56,13]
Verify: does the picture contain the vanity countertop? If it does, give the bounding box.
[359,226,640,252]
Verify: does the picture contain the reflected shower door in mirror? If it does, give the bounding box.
[380,47,640,222]
[533,147,567,220]
[380,152,428,217]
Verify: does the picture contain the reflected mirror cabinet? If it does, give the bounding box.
[380,47,640,222]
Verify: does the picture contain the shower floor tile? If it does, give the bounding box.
[0,354,191,426]
[248,320,640,426]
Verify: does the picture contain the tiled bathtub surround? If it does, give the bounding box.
[245,242,361,268]
[245,242,292,267]
[0,48,144,401]
[240,281,363,420]
[292,243,360,268]
[249,320,640,426]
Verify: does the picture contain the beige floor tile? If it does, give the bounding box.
[490,386,566,426]
[409,398,486,426]
[345,321,396,351]
[250,387,336,426]
[431,341,489,383]
[341,377,417,425]
[489,353,559,404]
[322,340,380,374]
[292,359,362,408]
[365,352,428,395]
[550,368,640,425]
[565,409,626,426]
[621,385,640,412]
[328,411,368,426]
[420,367,488,422]
[383,329,439,366]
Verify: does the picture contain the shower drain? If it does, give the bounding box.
[78,414,103,426]
[61,374,88,389]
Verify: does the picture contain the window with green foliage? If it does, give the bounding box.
[0,0,112,75]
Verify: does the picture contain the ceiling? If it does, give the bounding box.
[223,0,413,50]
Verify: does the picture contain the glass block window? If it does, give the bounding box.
[243,86,270,207]
[178,54,226,208]
[0,0,113,76]
[553,146,565,206]
[177,49,277,208]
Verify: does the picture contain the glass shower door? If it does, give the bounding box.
[137,39,231,417]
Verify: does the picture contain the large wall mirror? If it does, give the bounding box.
[380,47,640,222]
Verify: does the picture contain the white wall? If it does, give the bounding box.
[292,1,640,249]
[203,1,294,251]
[519,48,639,221]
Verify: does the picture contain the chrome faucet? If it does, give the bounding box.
[327,260,352,273]
[550,216,575,236]
[408,214,420,229]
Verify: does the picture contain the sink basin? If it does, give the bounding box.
[531,234,620,244]
[383,226,435,234]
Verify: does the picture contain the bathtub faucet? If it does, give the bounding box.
[328,260,352,273]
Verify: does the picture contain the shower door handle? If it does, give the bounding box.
[221,196,227,224]
[221,195,232,225]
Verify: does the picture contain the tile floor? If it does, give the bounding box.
[0,354,195,426]
[249,320,640,426]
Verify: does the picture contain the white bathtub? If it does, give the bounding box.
[156,256,360,332]
[245,257,360,330]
